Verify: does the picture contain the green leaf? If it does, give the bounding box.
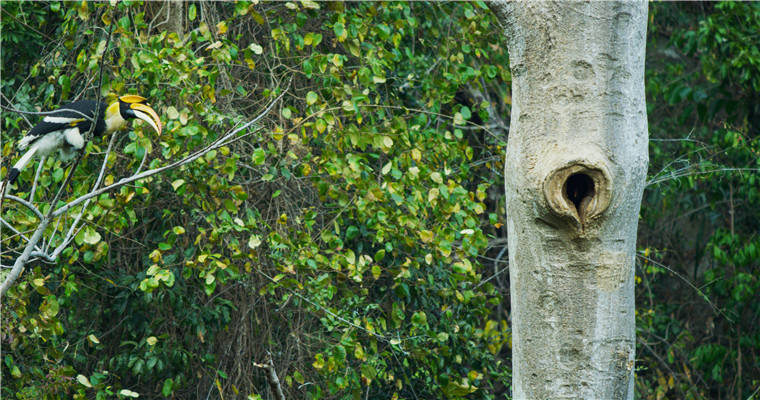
[411,311,427,327]
[77,374,93,388]
[252,148,266,165]
[162,271,175,287]
[313,353,325,370]
[119,389,140,398]
[460,106,471,120]
[204,280,217,296]
[40,296,60,318]
[315,118,327,133]
[346,225,359,240]
[53,168,64,183]
[188,4,196,21]
[167,106,179,120]
[83,228,101,245]
[162,379,174,397]
[147,264,160,276]
[333,22,346,41]
[306,91,318,105]
[171,179,186,191]
[249,42,264,54]
[301,0,320,9]
[347,40,361,57]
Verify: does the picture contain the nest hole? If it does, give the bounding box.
[564,173,595,214]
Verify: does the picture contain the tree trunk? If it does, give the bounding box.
[146,0,184,37]
[489,2,648,399]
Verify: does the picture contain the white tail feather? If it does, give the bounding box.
[0,144,39,193]
[13,143,39,174]
[17,134,34,149]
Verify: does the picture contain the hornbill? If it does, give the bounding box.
[1,95,162,193]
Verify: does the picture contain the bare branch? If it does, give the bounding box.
[0,218,49,297]
[46,132,118,261]
[0,217,41,252]
[253,352,286,400]
[29,156,46,202]
[0,194,43,220]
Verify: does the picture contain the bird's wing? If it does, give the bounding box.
[19,100,99,148]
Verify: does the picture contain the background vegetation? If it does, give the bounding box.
[0,2,757,399]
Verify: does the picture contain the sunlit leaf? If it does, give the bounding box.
[249,43,264,54]
[119,389,140,398]
[77,374,92,388]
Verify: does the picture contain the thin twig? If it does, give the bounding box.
[0,92,32,127]
[253,267,389,343]
[474,245,508,290]
[134,143,150,175]
[0,103,97,122]
[638,338,691,400]
[636,252,733,323]
[0,218,39,250]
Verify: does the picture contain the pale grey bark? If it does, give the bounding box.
[146,0,184,37]
[489,2,648,399]
[164,0,185,38]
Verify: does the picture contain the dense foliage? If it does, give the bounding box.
[638,3,760,399]
[2,2,509,399]
[0,1,757,399]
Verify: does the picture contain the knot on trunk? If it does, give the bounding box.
[543,161,611,231]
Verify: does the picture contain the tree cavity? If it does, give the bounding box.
[543,161,612,232]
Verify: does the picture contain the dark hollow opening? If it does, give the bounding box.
[564,173,595,213]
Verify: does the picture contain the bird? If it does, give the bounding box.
[1,95,162,193]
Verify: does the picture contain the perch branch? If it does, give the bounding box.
[253,352,286,400]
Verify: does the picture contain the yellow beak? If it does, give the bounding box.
[130,103,162,136]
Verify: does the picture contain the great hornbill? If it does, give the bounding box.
[1,95,162,193]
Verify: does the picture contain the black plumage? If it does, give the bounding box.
[1,95,162,193]
[25,100,108,140]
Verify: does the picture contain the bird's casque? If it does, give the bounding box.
[1,95,161,192]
